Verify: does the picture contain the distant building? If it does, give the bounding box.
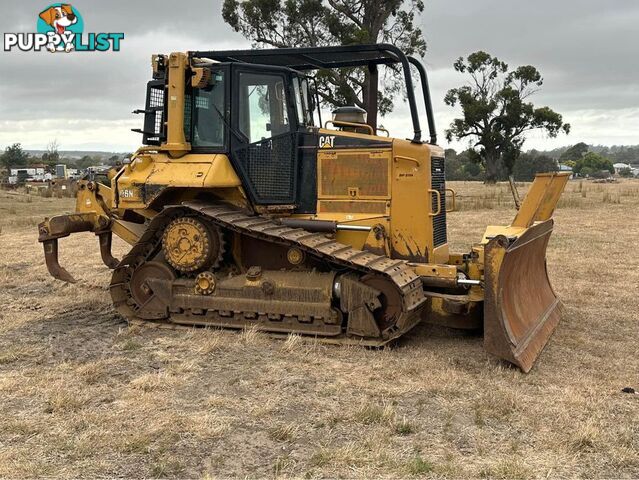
[613,163,639,177]
[10,166,45,177]
[9,165,46,184]
[67,168,82,179]
[87,165,110,172]
[558,164,574,179]
[613,162,631,174]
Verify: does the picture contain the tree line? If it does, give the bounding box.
[444,148,558,182]
[551,142,639,165]
[445,142,621,181]
[0,142,123,172]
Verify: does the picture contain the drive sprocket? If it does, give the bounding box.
[161,216,223,273]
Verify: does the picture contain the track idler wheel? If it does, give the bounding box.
[127,261,175,320]
[341,273,403,339]
[360,274,402,331]
[162,216,224,274]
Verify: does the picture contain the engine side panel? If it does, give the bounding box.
[114,152,243,210]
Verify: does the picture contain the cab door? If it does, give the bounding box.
[230,66,299,205]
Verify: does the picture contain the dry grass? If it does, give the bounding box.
[0,181,638,478]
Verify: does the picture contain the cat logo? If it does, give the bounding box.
[318,135,335,149]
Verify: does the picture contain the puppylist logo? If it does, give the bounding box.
[3,3,124,53]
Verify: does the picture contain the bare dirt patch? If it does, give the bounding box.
[0,183,637,478]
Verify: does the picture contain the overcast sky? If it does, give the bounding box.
[0,0,637,152]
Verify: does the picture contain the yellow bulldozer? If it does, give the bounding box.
[38,44,569,372]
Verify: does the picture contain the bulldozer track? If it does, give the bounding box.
[110,202,427,344]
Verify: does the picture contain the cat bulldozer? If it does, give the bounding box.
[38,44,569,372]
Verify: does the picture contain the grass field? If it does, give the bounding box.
[0,180,637,478]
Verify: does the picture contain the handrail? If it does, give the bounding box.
[445,187,457,212]
[407,56,437,145]
[324,120,374,135]
[381,44,422,143]
[376,127,390,137]
[428,189,442,216]
[394,155,420,167]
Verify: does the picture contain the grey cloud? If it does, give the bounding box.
[0,0,248,127]
[0,0,234,38]
[423,1,639,112]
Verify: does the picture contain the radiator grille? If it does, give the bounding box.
[320,152,389,197]
[319,200,387,214]
[233,133,296,203]
[431,157,447,247]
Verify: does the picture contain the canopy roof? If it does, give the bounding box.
[190,44,406,71]
[189,44,436,144]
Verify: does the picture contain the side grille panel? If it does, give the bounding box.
[319,151,390,198]
[431,157,447,247]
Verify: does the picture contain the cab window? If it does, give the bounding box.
[191,69,226,148]
[292,76,314,126]
[238,72,290,143]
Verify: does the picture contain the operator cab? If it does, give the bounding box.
[136,45,437,209]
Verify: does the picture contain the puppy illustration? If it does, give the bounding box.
[39,4,77,52]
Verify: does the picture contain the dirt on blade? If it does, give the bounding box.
[0,181,637,478]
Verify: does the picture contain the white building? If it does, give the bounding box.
[613,163,639,177]
[8,165,47,183]
[558,164,574,179]
[67,168,82,179]
[9,166,45,177]
[613,163,631,174]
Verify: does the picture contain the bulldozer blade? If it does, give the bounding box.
[483,219,561,372]
[42,239,77,283]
